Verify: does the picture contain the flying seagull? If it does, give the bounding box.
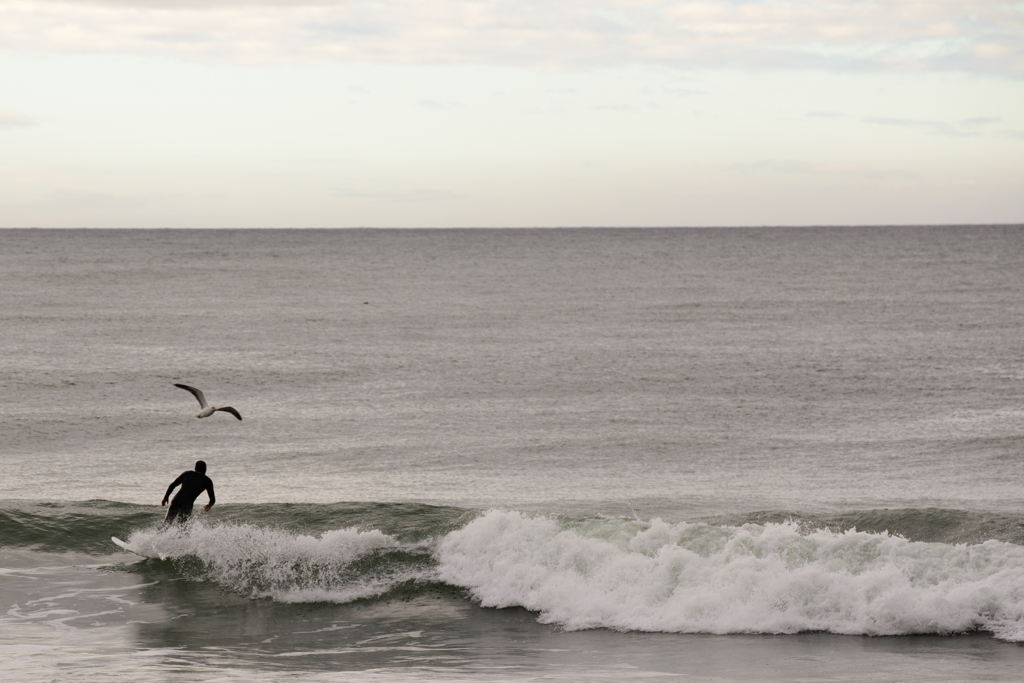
[174,384,242,420]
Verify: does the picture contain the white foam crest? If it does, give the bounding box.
[436,510,1024,639]
[128,522,418,603]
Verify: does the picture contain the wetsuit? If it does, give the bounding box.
[163,470,215,525]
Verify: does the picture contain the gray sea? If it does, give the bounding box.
[2,226,1024,682]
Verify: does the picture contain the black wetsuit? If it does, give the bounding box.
[163,470,215,524]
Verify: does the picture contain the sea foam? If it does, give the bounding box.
[436,510,1024,640]
[128,521,425,603]
[126,509,1024,641]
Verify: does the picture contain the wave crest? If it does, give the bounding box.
[436,510,1024,639]
[128,522,434,603]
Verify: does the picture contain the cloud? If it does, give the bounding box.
[1,0,1022,75]
[330,187,458,202]
[42,188,149,208]
[863,116,985,138]
[732,159,813,174]
[807,113,1011,139]
[960,117,1001,127]
[730,159,916,180]
[0,109,35,127]
[418,98,460,109]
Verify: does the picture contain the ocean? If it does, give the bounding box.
[2,226,1024,681]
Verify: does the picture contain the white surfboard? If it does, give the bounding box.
[111,536,166,561]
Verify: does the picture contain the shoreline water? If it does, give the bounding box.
[7,500,1024,643]
[5,559,1024,683]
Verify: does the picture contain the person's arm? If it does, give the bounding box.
[161,473,185,506]
[204,479,216,512]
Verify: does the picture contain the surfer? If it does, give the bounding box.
[161,460,215,525]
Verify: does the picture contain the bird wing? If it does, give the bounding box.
[216,406,242,421]
[174,383,208,408]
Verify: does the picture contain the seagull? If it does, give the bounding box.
[174,384,242,420]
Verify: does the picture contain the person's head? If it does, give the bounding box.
[195,460,207,474]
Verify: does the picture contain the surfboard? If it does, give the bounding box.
[111,536,166,561]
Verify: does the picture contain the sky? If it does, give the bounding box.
[1,0,1022,227]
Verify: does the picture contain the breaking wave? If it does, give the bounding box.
[437,511,1024,641]
[7,501,1024,641]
